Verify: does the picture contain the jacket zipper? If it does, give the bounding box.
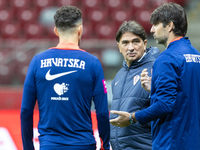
[116,67,130,150]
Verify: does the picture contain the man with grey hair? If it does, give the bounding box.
[110,20,160,150]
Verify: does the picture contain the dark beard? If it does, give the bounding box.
[156,36,168,47]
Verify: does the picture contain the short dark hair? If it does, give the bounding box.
[150,2,187,37]
[116,21,147,42]
[54,5,82,31]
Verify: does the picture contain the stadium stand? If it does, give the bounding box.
[0,0,189,85]
[0,0,188,42]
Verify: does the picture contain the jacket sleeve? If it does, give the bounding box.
[135,54,179,124]
[92,59,110,150]
[20,58,37,150]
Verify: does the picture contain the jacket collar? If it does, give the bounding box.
[49,42,85,52]
[170,37,183,44]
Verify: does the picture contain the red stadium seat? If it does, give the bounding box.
[12,0,32,7]
[0,9,14,24]
[56,0,80,7]
[18,64,29,84]
[128,0,151,14]
[82,22,94,39]
[174,0,188,6]
[0,47,35,84]
[151,0,170,7]
[45,25,57,39]
[0,49,16,84]
[11,0,33,13]
[153,0,187,7]
[15,49,36,84]
[0,64,15,84]
[110,9,132,28]
[33,0,55,11]
[0,0,9,9]
[17,8,38,27]
[0,22,21,39]
[82,0,104,9]
[104,0,127,11]
[95,23,117,39]
[86,8,109,28]
[135,10,152,34]
[23,23,45,39]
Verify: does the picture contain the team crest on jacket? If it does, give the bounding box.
[133,75,140,85]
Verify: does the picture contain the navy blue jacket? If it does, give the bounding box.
[136,37,200,150]
[110,47,160,150]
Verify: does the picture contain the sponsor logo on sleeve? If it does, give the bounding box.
[102,79,107,93]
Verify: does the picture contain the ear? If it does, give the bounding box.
[143,39,147,50]
[168,21,174,32]
[78,25,83,37]
[117,42,122,53]
[54,27,59,37]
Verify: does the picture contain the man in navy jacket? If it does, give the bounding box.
[109,20,160,150]
[110,3,200,150]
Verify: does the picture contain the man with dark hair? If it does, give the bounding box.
[109,20,160,150]
[110,2,200,150]
[21,5,110,150]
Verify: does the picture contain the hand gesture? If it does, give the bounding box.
[110,110,135,127]
[140,69,151,92]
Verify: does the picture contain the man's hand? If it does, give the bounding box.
[110,110,132,127]
[140,68,151,92]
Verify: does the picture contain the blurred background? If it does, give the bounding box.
[0,0,200,149]
[0,0,200,109]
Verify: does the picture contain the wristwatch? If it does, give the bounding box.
[129,113,136,124]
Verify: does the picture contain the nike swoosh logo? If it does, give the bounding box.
[45,69,77,81]
[115,81,119,85]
